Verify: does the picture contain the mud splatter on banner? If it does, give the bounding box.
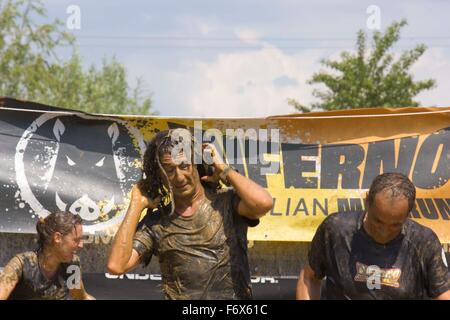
[1,98,449,243]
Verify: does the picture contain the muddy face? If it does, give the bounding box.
[364,191,409,244]
[55,224,84,263]
[159,151,202,200]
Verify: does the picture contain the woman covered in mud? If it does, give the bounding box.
[0,211,94,300]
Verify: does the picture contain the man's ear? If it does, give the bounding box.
[364,191,369,210]
[192,163,200,177]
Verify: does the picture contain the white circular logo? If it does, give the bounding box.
[15,112,146,234]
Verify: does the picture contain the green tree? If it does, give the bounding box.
[289,19,435,112]
[0,0,155,115]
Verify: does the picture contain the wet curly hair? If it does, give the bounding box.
[367,172,416,213]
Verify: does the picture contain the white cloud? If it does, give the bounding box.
[115,2,450,117]
[174,15,219,36]
[411,48,450,107]
[234,28,263,45]
[163,45,330,117]
[123,44,450,117]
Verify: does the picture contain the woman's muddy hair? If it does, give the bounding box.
[36,211,83,252]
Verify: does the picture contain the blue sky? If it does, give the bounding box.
[43,0,450,116]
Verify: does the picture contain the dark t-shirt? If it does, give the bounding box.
[309,210,450,300]
[132,188,259,300]
[6,251,81,300]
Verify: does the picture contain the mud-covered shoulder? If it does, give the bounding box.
[321,210,363,233]
[403,219,443,254]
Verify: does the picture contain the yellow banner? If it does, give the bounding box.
[118,107,450,243]
[2,100,449,242]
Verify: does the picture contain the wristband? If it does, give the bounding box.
[219,165,234,184]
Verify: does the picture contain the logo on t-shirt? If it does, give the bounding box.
[354,262,402,288]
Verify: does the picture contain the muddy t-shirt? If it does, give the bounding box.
[6,251,81,300]
[132,188,259,300]
[309,211,450,300]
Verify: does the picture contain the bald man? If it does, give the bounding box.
[296,172,450,300]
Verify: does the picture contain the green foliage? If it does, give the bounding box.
[290,19,435,112]
[0,0,155,115]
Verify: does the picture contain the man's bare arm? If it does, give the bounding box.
[225,167,273,219]
[202,143,273,220]
[107,185,159,275]
[296,264,323,300]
